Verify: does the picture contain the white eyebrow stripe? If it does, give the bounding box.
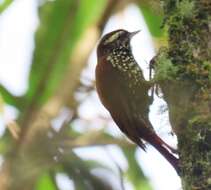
[104,31,124,45]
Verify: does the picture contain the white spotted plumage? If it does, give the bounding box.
[106,45,143,85]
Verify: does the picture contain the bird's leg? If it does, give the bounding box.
[149,57,155,81]
[149,57,160,99]
[149,57,178,154]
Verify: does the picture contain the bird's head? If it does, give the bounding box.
[97,29,140,58]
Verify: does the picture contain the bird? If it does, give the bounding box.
[95,29,179,174]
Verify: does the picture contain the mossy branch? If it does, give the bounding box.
[153,0,211,189]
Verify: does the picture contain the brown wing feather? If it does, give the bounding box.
[96,58,146,148]
[96,57,179,174]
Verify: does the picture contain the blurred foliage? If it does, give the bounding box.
[0,0,168,189]
[25,0,106,108]
[138,1,164,37]
[36,173,57,190]
[124,148,153,190]
[0,94,4,113]
[0,0,13,13]
[61,154,115,190]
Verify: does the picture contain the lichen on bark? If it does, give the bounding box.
[153,0,211,189]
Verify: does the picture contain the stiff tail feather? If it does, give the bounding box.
[148,135,180,175]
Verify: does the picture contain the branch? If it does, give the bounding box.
[62,130,134,149]
[153,0,211,189]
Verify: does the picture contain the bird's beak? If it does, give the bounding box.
[129,30,141,38]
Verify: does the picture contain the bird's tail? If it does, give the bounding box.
[146,134,180,175]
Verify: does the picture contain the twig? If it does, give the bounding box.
[6,121,20,140]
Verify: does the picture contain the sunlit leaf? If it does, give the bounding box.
[0,85,22,108]
[139,4,164,37]
[0,0,13,13]
[36,173,57,190]
[25,0,106,108]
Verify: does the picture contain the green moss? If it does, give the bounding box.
[179,116,211,189]
[188,115,211,126]
[177,0,195,18]
[154,50,179,81]
[202,61,211,82]
[187,116,211,145]
[159,0,211,189]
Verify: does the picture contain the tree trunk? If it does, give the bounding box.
[154,0,211,189]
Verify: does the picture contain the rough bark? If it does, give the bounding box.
[154,0,211,189]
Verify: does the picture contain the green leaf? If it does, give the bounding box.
[139,4,164,37]
[123,147,152,190]
[36,173,57,190]
[25,0,106,107]
[0,84,22,108]
[0,0,13,13]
